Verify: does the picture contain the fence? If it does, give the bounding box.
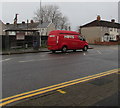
[2,35,48,51]
[94,41,120,45]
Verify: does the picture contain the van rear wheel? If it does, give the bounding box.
[73,49,76,52]
[62,46,67,53]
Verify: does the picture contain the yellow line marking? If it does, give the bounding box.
[0,69,118,106]
[0,69,118,102]
[57,89,66,94]
[0,70,117,106]
[0,69,117,103]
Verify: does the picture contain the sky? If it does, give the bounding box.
[1,0,119,31]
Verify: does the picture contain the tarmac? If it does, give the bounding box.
[8,72,119,107]
[1,45,119,107]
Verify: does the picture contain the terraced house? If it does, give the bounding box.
[80,16,120,44]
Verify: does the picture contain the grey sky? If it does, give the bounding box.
[1,2,118,30]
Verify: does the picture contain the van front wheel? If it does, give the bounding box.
[73,49,76,52]
[51,50,56,53]
[82,46,88,51]
[62,46,67,53]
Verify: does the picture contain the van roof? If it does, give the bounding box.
[49,30,79,35]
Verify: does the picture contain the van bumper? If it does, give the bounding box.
[48,45,59,50]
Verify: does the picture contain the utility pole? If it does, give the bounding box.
[39,0,42,47]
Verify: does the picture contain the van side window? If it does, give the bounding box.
[78,36,85,41]
[64,35,74,39]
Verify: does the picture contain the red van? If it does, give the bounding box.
[47,30,88,53]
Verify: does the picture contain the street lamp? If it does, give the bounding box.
[39,0,42,48]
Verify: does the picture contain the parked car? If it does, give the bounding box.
[47,30,88,53]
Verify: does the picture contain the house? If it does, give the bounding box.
[1,20,55,49]
[4,20,55,36]
[80,16,120,44]
[0,20,6,35]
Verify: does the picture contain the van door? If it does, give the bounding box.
[63,35,76,49]
[48,35,57,46]
[77,36,85,49]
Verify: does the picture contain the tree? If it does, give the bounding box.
[33,5,70,30]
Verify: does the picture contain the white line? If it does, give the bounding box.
[0,58,11,62]
[83,53,86,55]
[41,55,46,57]
[19,59,36,63]
[19,57,65,63]
[97,50,102,54]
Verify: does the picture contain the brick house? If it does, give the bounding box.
[80,16,120,44]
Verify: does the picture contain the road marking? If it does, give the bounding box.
[0,68,118,106]
[19,59,35,63]
[19,57,65,63]
[0,69,118,102]
[0,58,12,62]
[0,69,118,104]
[83,53,86,55]
[41,55,46,57]
[97,50,102,54]
[57,89,66,94]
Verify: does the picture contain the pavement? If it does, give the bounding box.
[1,44,117,55]
[1,48,49,55]
[1,45,94,55]
[6,72,119,107]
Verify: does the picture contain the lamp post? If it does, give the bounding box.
[39,0,42,47]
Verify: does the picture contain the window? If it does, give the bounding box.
[117,29,118,32]
[8,31,16,35]
[78,36,85,41]
[110,28,112,31]
[64,35,74,39]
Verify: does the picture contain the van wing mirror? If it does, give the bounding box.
[83,38,86,41]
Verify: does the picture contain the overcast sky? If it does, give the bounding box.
[1,1,119,30]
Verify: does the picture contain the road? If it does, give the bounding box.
[2,45,118,99]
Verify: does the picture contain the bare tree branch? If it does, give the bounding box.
[33,5,71,30]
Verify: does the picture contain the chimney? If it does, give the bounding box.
[111,19,115,23]
[97,15,101,21]
[22,21,25,24]
[6,23,10,25]
[14,14,19,24]
[30,20,34,23]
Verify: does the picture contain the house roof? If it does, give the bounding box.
[5,29,38,32]
[0,20,4,25]
[80,20,120,29]
[0,20,6,29]
[37,22,51,28]
[5,21,51,30]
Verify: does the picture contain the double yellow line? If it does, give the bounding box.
[0,69,118,106]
